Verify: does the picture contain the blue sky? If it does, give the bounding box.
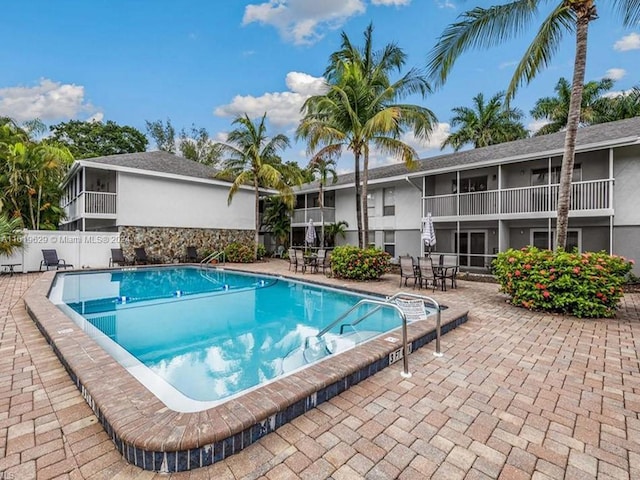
[1,1,638,172]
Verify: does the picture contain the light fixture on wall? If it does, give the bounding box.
[520,169,525,175]
[491,230,496,235]
[520,229,524,235]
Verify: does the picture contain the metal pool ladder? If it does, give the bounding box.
[200,251,226,267]
[306,292,442,379]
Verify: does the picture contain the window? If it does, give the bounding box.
[453,176,488,193]
[384,231,395,257]
[531,165,581,186]
[367,192,376,217]
[531,229,581,251]
[383,188,395,216]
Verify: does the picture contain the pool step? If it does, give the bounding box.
[281,330,380,374]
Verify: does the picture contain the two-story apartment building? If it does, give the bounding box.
[293,117,640,271]
[60,151,256,262]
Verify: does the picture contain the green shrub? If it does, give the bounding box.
[224,242,255,263]
[331,246,391,280]
[493,246,634,318]
[256,243,266,260]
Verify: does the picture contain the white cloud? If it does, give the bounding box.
[613,32,640,51]
[401,123,451,155]
[605,68,626,81]
[243,0,372,45]
[603,88,636,99]
[435,0,455,8]
[213,71,327,128]
[372,0,410,5]
[499,60,518,69]
[528,119,551,134]
[0,78,100,122]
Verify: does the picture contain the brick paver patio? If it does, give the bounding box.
[1,260,639,479]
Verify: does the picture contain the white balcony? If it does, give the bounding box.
[424,179,612,219]
[291,207,336,225]
[64,191,117,221]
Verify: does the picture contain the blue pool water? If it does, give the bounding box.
[49,266,430,411]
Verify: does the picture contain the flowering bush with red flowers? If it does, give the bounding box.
[331,245,391,280]
[493,246,634,318]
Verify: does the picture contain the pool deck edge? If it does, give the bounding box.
[24,269,469,472]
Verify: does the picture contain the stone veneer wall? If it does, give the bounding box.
[119,226,254,263]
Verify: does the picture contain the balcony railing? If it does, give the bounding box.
[64,191,117,220]
[424,179,611,217]
[292,207,336,224]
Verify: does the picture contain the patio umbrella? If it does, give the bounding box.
[421,212,436,254]
[305,219,317,248]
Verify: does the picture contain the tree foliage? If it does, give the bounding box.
[0,117,73,229]
[442,92,528,151]
[145,118,176,153]
[530,77,614,135]
[49,120,148,158]
[178,124,222,166]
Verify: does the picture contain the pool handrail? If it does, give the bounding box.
[308,298,411,378]
[200,251,226,267]
[318,292,442,358]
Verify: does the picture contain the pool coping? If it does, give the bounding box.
[24,268,469,472]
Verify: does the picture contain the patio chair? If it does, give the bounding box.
[399,255,419,288]
[417,256,437,291]
[109,248,130,267]
[318,250,333,276]
[40,249,73,271]
[287,248,297,271]
[134,247,159,265]
[183,246,200,263]
[273,245,285,258]
[294,249,307,273]
[439,254,459,289]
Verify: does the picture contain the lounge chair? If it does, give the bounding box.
[109,248,130,267]
[40,249,73,271]
[183,246,200,263]
[273,245,285,258]
[399,255,419,288]
[134,247,159,265]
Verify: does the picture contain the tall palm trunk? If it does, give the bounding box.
[361,146,370,247]
[354,150,363,248]
[556,4,594,250]
[319,184,324,247]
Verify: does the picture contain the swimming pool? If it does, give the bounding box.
[27,265,467,472]
[48,266,433,412]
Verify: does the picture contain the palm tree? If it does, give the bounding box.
[0,215,23,256]
[299,23,436,248]
[427,1,640,250]
[0,118,73,229]
[325,221,349,247]
[594,84,640,123]
[261,196,292,249]
[442,92,528,151]
[306,156,338,246]
[531,77,614,135]
[216,114,294,259]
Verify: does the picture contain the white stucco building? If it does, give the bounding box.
[293,116,640,271]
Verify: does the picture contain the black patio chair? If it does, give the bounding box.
[134,247,159,265]
[109,248,130,267]
[40,249,73,271]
